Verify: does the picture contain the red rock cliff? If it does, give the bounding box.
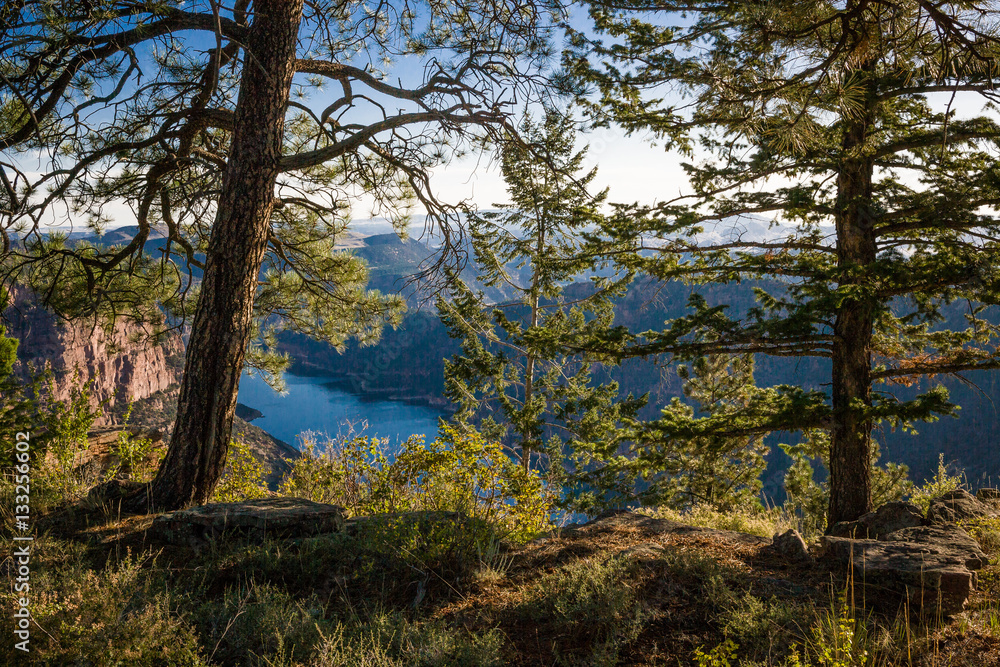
[5,287,185,426]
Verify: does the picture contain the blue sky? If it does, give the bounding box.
[17,0,995,237]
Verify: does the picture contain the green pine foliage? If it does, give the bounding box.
[566,0,1000,523]
[439,108,643,474]
[653,354,770,511]
[573,352,774,513]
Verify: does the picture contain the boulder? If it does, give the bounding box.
[927,490,999,524]
[818,536,977,616]
[772,529,811,562]
[880,524,989,570]
[151,498,345,547]
[829,501,927,539]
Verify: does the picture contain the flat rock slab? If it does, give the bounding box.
[152,498,345,547]
[829,501,927,539]
[818,535,979,616]
[880,524,989,570]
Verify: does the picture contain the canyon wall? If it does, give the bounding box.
[5,287,185,426]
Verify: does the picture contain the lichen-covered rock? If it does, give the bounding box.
[772,529,811,562]
[818,536,977,616]
[880,524,989,570]
[828,501,927,539]
[152,498,345,547]
[927,489,999,524]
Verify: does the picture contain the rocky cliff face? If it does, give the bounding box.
[5,287,185,426]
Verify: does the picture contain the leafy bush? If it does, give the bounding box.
[695,640,738,667]
[37,367,103,467]
[280,425,555,544]
[0,324,37,467]
[959,516,1000,556]
[908,453,964,514]
[515,555,649,663]
[212,439,269,503]
[106,402,157,481]
[0,365,106,509]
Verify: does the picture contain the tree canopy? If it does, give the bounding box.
[566,0,1000,525]
[0,0,558,507]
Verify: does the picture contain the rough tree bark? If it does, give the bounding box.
[827,61,878,528]
[129,0,305,511]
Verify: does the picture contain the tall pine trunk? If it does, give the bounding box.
[521,222,546,472]
[828,67,877,528]
[133,0,304,511]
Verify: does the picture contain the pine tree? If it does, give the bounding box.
[1,0,555,508]
[657,354,769,511]
[439,108,642,475]
[567,0,1000,526]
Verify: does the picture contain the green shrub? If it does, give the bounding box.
[280,426,555,544]
[0,544,206,665]
[38,367,103,468]
[0,365,106,510]
[908,453,964,514]
[106,402,157,481]
[212,439,269,503]
[279,430,400,510]
[719,593,802,661]
[186,579,324,666]
[0,324,37,468]
[959,516,1000,556]
[694,640,738,667]
[515,555,649,663]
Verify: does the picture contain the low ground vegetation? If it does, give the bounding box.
[2,418,999,666]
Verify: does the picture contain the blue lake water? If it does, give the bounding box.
[236,371,445,449]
